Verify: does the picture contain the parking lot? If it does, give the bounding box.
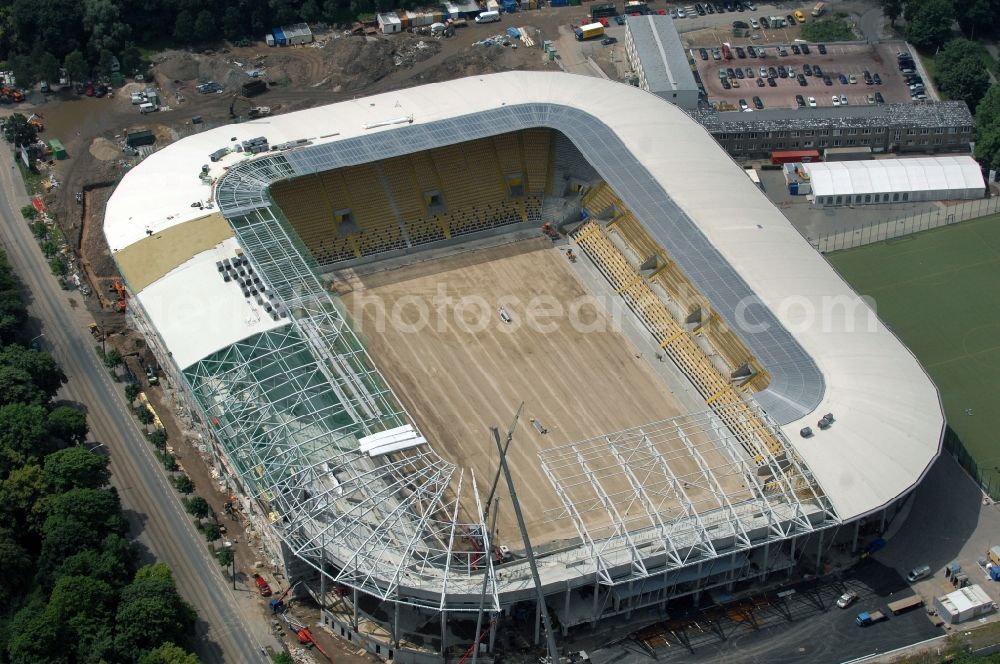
[693,41,929,110]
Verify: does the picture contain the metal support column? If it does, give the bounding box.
[788,537,796,577]
[851,520,860,554]
[815,529,825,575]
[353,588,359,630]
[563,583,571,636]
[693,562,703,603]
[591,573,600,627]
[535,599,541,645]
[393,601,400,647]
[441,611,448,656]
[762,541,770,581]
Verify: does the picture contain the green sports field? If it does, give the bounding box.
[827,214,1000,491]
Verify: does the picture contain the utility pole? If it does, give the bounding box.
[483,402,523,521]
[492,425,560,664]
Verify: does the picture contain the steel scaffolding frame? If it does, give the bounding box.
[539,406,837,586]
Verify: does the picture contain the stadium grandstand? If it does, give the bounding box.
[104,72,944,662]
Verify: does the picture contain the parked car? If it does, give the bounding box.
[813,64,823,76]
[615,14,626,24]
[727,67,737,78]
[832,95,840,106]
[756,77,765,86]
[865,94,876,104]
[801,44,811,54]
[733,20,749,28]
[823,75,832,85]
[750,18,760,28]
[778,65,788,78]
[722,78,732,89]
[839,73,848,84]
[873,72,882,84]
[791,44,801,54]
[699,48,709,60]
[745,0,756,9]
[817,44,827,54]
[735,67,744,79]
[875,91,885,103]
[747,45,757,57]
[837,591,859,609]
[786,13,797,24]
[739,98,749,110]
[768,66,778,78]
[863,69,873,84]
[797,73,807,85]
[807,96,817,107]
[777,45,788,56]
[713,48,722,59]
[840,93,848,104]
[759,66,768,77]
[745,66,755,77]
[767,76,776,87]
[736,46,746,58]
[907,565,931,583]
[753,95,763,109]
[760,16,770,28]
[795,94,805,107]
[787,65,796,75]
[849,73,857,84]
[803,63,813,75]
[601,37,617,45]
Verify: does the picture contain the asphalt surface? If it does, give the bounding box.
[0,151,270,663]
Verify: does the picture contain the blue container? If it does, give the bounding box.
[789,182,798,195]
[506,26,520,37]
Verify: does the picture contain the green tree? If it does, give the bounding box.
[935,38,991,110]
[135,405,154,426]
[46,575,116,662]
[0,463,48,535]
[193,10,216,43]
[0,526,34,594]
[48,487,128,536]
[63,50,89,84]
[955,0,993,37]
[215,547,233,566]
[98,48,115,77]
[0,403,53,474]
[174,475,195,494]
[56,533,136,589]
[120,45,143,76]
[222,7,245,41]
[44,446,110,492]
[272,653,294,664]
[125,383,141,403]
[20,205,37,220]
[36,51,60,84]
[2,113,38,148]
[881,0,904,24]
[104,347,123,369]
[7,599,67,664]
[0,250,26,345]
[0,344,67,402]
[975,86,1000,172]
[185,496,210,519]
[907,0,956,51]
[47,405,89,445]
[49,256,68,277]
[83,0,131,56]
[41,239,60,258]
[173,10,194,43]
[115,564,197,658]
[139,643,201,664]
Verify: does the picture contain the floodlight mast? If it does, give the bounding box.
[492,424,560,664]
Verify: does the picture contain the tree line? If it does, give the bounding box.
[0,249,200,664]
[0,0,427,86]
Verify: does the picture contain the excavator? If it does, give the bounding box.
[110,279,129,313]
[229,94,271,120]
[26,113,44,132]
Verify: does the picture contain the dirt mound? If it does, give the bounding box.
[89,138,120,161]
[154,51,246,90]
[412,46,548,84]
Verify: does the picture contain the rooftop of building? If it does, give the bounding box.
[626,14,698,93]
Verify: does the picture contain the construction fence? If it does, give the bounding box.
[813,196,1000,253]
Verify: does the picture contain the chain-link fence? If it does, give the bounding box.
[944,427,1000,501]
[813,196,1000,253]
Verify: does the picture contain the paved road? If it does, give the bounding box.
[0,152,271,664]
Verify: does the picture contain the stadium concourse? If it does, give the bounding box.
[103,72,944,661]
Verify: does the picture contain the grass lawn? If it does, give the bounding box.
[827,215,1000,488]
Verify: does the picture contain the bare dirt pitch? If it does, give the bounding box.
[342,239,719,547]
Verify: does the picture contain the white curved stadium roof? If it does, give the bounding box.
[105,71,942,561]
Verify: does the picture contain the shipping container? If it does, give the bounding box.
[241,79,268,97]
[590,2,618,19]
[771,149,820,164]
[48,138,67,160]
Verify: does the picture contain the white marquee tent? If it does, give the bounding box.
[804,156,985,207]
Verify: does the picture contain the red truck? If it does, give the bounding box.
[721,43,733,60]
[253,574,272,597]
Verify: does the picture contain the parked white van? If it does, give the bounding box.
[138,102,157,114]
[475,10,500,23]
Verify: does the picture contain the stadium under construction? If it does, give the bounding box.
[104,72,944,662]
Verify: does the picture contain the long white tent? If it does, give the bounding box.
[805,155,985,206]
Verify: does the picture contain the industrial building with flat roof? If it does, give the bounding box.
[104,72,943,662]
[803,156,986,207]
[624,15,699,109]
[692,101,974,158]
